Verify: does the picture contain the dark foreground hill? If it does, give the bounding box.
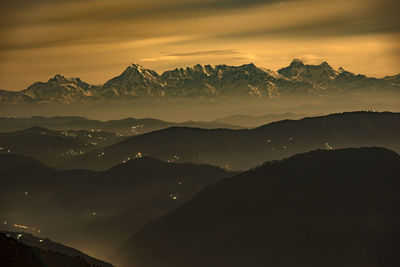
[0,233,96,267]
[2,231,113,267]
[65,111,400,171]
[0,154,231,259]
[116,147,400,267]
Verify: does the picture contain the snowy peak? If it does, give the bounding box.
[102,63,164,97]
[123,63,147,75]
[278,59,306,78]
[319,61,335,73]
[278,59,338,84]
[162,63,262,79]
[119,63,158,78]
[16,73,93,103]
[51,74,66,81]
[384,73,400,83]
[128,62,141,69]
[290,58,305,67]
[48,74,73,84]
[1,59,399,104]
[48,74,85,85]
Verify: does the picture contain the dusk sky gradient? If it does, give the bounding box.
[1,0,399,90]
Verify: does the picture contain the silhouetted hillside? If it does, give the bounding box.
[0,155,231,259]
[0,116,94,131]
[2,232,113,267]
[0,233,94,267]
[0,153,44,172]
[215,112,307,127]
[0,116,239,135]
[0,127,98,167]
[65,111,400,170]
[116,147,400,267]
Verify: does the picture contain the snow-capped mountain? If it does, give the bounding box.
[278,59,339,90]
[1,59,399,104]
[160,63,284,97]
[0,74,96,104]
[384,73,400,84]
[101,63,165,97]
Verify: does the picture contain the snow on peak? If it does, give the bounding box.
[290,59,305,67]
[52,74,66,81]
[260,67,282,79]
[129,62,140,68]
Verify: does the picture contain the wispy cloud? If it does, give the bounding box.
[0,0,399,90]
[167,50,239,57]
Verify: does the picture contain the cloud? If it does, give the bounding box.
[167,50,239,57]
[140,49,244,63]
[214,0,400,40]
[2,0,399,51]
[1,0,285,27]
[0,0,399,90]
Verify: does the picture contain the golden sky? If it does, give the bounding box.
[0,0,399,91]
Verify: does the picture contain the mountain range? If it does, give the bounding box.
[215,112,307,127]
[1,112,399,171]
[0,115,240,135]
[1,59,399,104]
[62,111,400,171]
[0,154,231,259]
[0,127,105,167]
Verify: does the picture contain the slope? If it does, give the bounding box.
[117,147,400,267]
[64,111,400,171]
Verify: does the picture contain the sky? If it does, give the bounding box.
[0,0,399,91]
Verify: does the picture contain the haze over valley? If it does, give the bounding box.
[1,0,400,266]
[1,60,399,266]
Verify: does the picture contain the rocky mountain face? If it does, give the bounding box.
[1,60,399,103]
[0,74,95,104]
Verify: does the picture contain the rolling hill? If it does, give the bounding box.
[63,111,400,171]
[0,116,239,135]
[215,112,307,127]
[116,147,400,267]
[0,154,231,260]
[0,127,99,167]
[0,153,44,172]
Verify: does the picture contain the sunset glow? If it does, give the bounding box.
[0,0,399,90]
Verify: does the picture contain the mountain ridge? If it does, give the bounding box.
[0,153,232,260]
[116,147,400,267]
[0,115,241,135]
[62,111,400,171]
[1,231,113,267]
[0,233,95,267]
[1,59,399,103]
